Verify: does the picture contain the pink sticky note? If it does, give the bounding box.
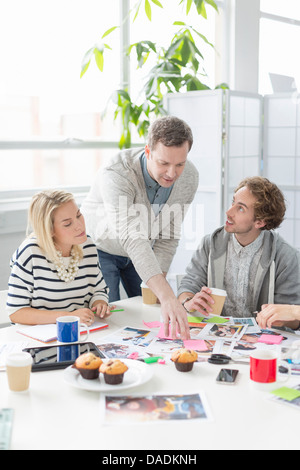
[258,334,283,345]
[184,339,208,351]
[128,352,139,359]
[143,320,162,329]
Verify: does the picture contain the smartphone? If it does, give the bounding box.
[216,368,239,384]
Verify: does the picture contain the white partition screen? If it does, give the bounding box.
[224,91,263,210]
[164,90,224,286]
[263,93,300,251]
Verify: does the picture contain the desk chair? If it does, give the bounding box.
[0,290,10,328]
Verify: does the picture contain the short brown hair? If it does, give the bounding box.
[147,116,193,151]
[235,176,286,230]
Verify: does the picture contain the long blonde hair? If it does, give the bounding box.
[27,190,83,263]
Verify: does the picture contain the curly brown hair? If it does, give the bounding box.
[235,177,286,230]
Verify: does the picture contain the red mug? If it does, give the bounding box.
[250,350,290,390]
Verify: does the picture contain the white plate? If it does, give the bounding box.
[63,359,153,392]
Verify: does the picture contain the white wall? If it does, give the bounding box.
[230,0,260,93]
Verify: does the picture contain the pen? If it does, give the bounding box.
[110,309,124,312]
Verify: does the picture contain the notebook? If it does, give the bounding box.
[16,321,108,343]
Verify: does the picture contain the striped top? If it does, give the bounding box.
[6,236,109,315]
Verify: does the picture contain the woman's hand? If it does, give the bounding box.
[92,301,116,319]
[74,308,95,325]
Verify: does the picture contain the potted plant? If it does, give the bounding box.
[80,0,227,148]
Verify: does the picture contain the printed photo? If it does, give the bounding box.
[96,342,149,360]
[103,393,212,424]
[204,324,247,341]
[231,317,260,334]
[146,337,183,354]
[101,326,156,349]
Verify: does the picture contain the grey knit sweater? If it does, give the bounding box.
[178,226,300,314]
[81,148,199,283]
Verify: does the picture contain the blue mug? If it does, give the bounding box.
[56,316,89,343]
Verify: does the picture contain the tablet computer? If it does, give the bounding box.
[23,342,105,372]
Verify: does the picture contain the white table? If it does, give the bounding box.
[0,296,299,451]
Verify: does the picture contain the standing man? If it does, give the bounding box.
[178,177,300,330]
[81,116,199,339]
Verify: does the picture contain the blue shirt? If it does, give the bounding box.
[140,152,173,216]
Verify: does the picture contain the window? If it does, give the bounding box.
[259,0,300,95]
[0,0,121,192]
[0,0,224,193]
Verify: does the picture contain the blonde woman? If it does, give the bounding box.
[7,190,113,325]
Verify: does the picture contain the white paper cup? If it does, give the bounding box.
[6,352,32,392]
[209,288,227,315]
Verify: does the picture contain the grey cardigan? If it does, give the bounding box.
[81,148,199,283]
[178,226,300,313]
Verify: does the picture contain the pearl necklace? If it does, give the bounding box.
[54,247,80,282]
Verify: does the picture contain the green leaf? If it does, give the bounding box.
[101,26,118,39]
[151,0,163,7]
[118,89,131,102]
[119,132,126,149]
[111,89,131,106]
[165,37,184,59]
[204,0,219,13]
[186,0,193,14]
[215,82,229,90]
[94,48,104,72]
[181,37,191,65]
[191,27,214,47]
[145,78,157,99]
[80,47,94,78]
[145,0,152,20]
[180,0,218,16]
[128,40,157,68]
[114,89,131,105]
[80,61,91,78]
[191,0,206,17]
[199,1,207,18]
[142,101,150,116]
[133,0,142,22]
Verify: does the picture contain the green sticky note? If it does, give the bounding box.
[206,316,229,324]
[187,315,204,323]
[271,387,300,402]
